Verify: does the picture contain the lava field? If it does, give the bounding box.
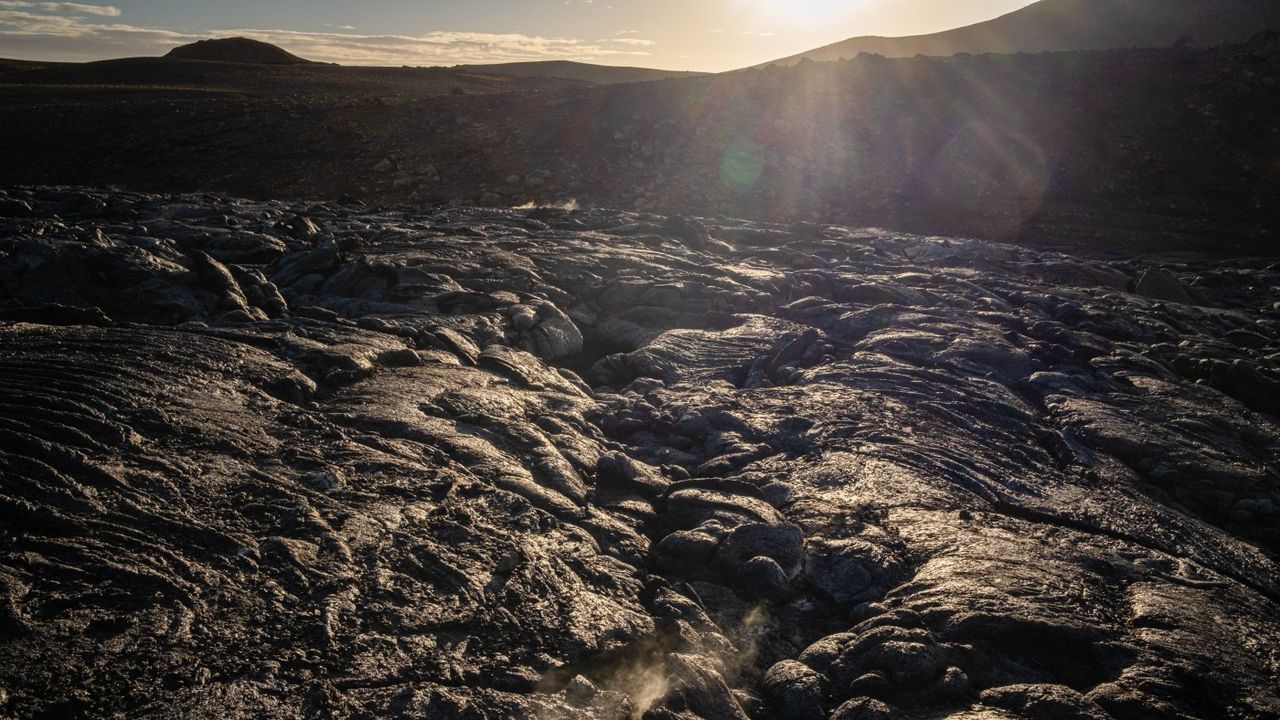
[0,187,1277,719]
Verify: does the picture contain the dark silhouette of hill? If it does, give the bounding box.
[1,48,699,94]
[164,37,315,65]
[764,0,1280,65]
[0,57,584,96]
[456,60,707,84]
[0,58,65,73]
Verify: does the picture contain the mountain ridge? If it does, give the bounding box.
[760,0,1280,66]
[4,39,700,86]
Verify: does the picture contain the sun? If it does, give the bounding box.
[737,0,862,29]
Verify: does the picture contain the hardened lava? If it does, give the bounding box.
[0,187,1277,719]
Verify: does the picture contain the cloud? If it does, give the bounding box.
[0,1,121,16]
[0,8,655,65]
[39,2,121,16]
[224,28,655,65]
[607,37,654,47]
[0,11,193,61]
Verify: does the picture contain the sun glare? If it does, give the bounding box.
[739,0,863,27]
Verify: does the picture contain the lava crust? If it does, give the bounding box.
[0,187,1277,719]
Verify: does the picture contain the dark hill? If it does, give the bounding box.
[456,60,706,84]
[764,0,1280,65]
[164,37,314,65]
[0,56,584,96]
[0,58,65,74]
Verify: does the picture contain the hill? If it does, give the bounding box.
[0,44,692,95]
[164,37,315,65]
[0,58,66,74]
[763,0,1280,65]
[0,56,584,97]
[456,60,707,84]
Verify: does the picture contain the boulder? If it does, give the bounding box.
[1134,268,1195,304]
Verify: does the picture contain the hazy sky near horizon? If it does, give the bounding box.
[0,0,1039,71]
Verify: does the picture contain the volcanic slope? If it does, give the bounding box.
[0,186,1277,719]
[764,0,1280,65]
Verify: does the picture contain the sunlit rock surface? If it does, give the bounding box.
[1,186,1277,719]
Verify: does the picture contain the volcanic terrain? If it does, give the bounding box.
[2,1,1279,718]
[0,186,1277,719]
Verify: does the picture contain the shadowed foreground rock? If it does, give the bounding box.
[0,186,1277,719]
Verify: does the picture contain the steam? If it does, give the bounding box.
[541,601,775,718]
[514,199,580,212]
[613,654,671,720]
[609,602,772,717]
[724,603,771,683]
[585,636,673,719]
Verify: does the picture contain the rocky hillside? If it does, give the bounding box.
[764,0,1280,65]
[0,186,1277,719]
[1,36,1276,254]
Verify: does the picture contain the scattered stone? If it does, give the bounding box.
[762,660,827,720]
[563,675,598,707]
[738,555,793,602]
[1134,267,1195,304]
[829,697,895,720]
[980,683,1113,720]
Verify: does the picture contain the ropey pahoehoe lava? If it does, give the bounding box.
[0,187,1277,719]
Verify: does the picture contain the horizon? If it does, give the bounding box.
[0,0,1038,71]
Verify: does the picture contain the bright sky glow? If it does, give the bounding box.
[0,0,1038,71]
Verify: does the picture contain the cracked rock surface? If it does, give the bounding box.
[1,186,1278,719]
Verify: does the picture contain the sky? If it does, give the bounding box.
[0,0,1039,71]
